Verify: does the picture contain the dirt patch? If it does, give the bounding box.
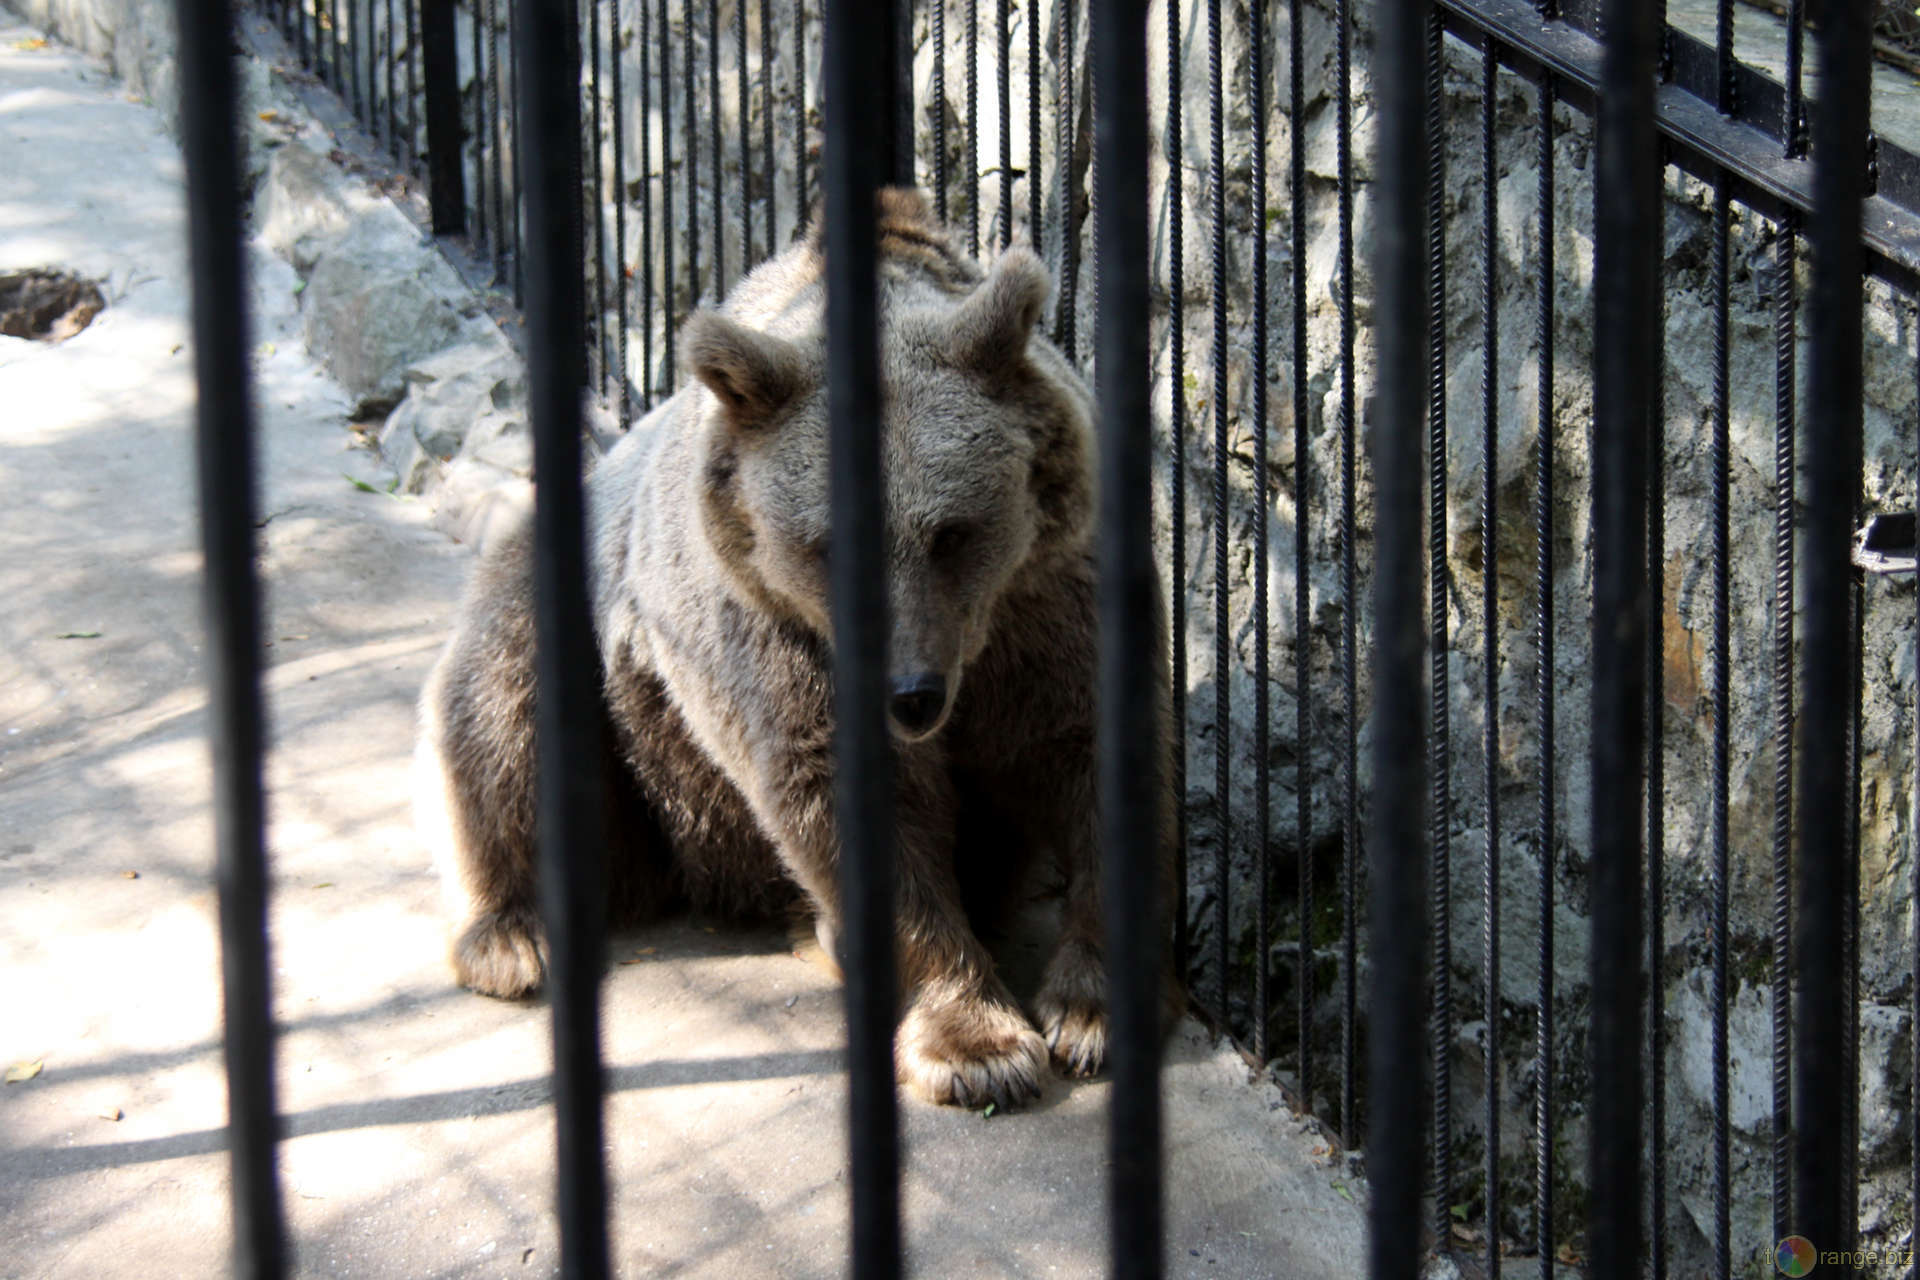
[0,269,105,342]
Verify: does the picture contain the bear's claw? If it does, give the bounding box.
[1034,997,1109,1078]
[896,990,1050,1110]
[452,908,548,999]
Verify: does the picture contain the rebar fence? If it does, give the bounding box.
[182,0,1920,1274]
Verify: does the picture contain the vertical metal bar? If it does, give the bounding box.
[1093,2,1162,1275]
[1165,0,1187,988]
[471,0,488,251]
[1794,0,1868,1260]
[1367,0,1430,1274]
[660,0,675,380]
[792,0,805,221]
[421,0,466,233]
[1054,0,1076,355]
[299,0,312,70]
[967,0,979,254]
[1587,0,1658,1275]
[405,0,418,172]
[890,1,912,187]
[1206,0,1229,1026]
[1335,0,1358,1148]
[488,0,507,281]
[1784,0,1805,158]
[385,0,398,155]
[613,0,630,423]
[1532,66,1556,1280]
[1708,177,1732,1280]
[177,0,285,1273]
[1845,560,1865,1256]
[1425,0,1450,1252]
[1290,0,1311,1108]
[933,0,947,221]
[1249,0,1270,1067]
[641,0,654,404]
[708,0,724,297]
[518,0,611,1271]
[1644,145,1669,1280]
[1478,37,1501,1274]
[1911,312,1920,1280]
[347,0,363,122]
[1027,0,1039,241]
[684,0,699,307]
[510,0,525,305]
[1769,214,1796,1253]
[822,0,901,1272]
[589,0,608,391]
[759,0,772,253]
[737,0,749,267]
[998,0,1011,248]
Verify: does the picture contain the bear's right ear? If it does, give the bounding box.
[683,311,808,430]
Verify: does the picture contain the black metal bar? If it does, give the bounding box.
[736,0,749,267]
[933,0,947,221]
[1793,0,1868,1260]
[1335,0,1358,1148]
[1478,36,1501,1273]
[404,0,416,170]
[1783,0,1803,157]
[489,0,507,281]
[471,0,488,251]
[1249,0,1270,1067]
[177,0,285,1274]
[613,0,630,423]
[347,0,363,121]
[660,0,675,380]
[1532,66,1556,1280]
[1165,0,1186,989]
[1424,0,1451,1253]
[1027,0,1039,240]
[1207,0,1229,1026]
[1093,3,1162,1275]
[1367,0,1430,1274]
[509,0,524,304]
[589,0,606,389]
[421,0,466,234]
[684,0,699,307]
[967,0,979,253]
[890,0,912,187]
[708,0,723,297]
[1586,0,1657,1275]
[998,0,1011,248]
[1644,140,1669,1280]
[1054,0,1076,354]
[792,0,805,221]
[1768,212,1795,1253]
[822,0,902,1271]
[1708,172,1731,1280]
[758,0,772,254]
[1912,309,1920,1280]
[518,0,610,1270]
[1290,0,1311,1112]
[641,0,654,403]
[383,0,397,150]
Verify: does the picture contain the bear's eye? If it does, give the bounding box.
[929,523,973,562]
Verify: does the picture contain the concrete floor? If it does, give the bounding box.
[0,14,1369,1277]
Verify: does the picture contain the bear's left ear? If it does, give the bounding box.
[948,248,1050,372]
[684,310,809,430]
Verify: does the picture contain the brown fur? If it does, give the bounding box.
[415,188,1179,1107]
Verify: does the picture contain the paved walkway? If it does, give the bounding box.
[0,14,1367,1277]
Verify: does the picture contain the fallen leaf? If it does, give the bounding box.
[12,37,48,50]
[784,995,798,1008]
[344,473,381,494]
[55,631,102,639]
[1556,1243,1582,1264]
[257,110,280,122]
[6,1060,44,1084]
[1332,1180,1354,1204]
[279,634,309,642]
[99,1106,123,1121]
[312,881,333,889]
[122,870,139,879]
[635,946,657,956]
[980,1102,996,1120]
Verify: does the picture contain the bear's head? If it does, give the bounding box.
[688,247,1091,742]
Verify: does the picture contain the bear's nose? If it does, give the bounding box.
[888,674,948,737]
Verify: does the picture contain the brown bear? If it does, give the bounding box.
[415,188,1174,1109]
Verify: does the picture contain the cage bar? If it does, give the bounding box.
[1290,0,1312,1109]
[516,0,611,1271]
[421,0,465,234]
[1478,35,1502,1271]
[1586,0,1659,1273]
[1424,0,1451,1253]
[1335,0,1358,1147]
[822,1,902,1274]
[1207,0,1229,1024]
[1165,0,1187,986]
[1532,66,1556,1280]
[177,0,286,1272]
[1248,0,1270,1067]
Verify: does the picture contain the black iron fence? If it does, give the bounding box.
[180,0,1914,1274]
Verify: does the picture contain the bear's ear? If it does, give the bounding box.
[948,247,1050,372]
[684,311,808,430]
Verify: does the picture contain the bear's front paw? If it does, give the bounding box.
[896,988,1049,1110]
[1033,939,1109,1077]
[452,908,548,999]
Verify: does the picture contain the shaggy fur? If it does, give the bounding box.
[416,188,1178,1108]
